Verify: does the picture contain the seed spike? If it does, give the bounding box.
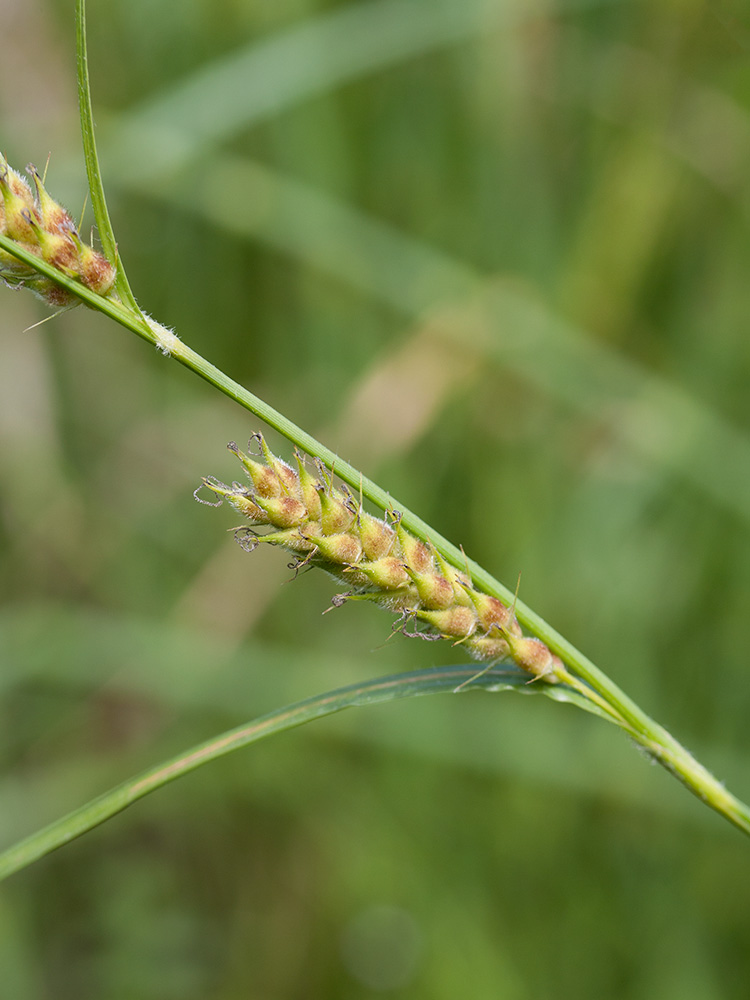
[0,156,117,306]
[197,435,565,684]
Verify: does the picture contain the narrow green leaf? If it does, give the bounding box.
[75,0,138,311]
[0,665,596,882]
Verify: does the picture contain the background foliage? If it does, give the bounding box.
[2,0,750,996]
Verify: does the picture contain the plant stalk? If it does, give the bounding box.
[2,229,748,839]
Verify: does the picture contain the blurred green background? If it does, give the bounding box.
[2,0,750,996]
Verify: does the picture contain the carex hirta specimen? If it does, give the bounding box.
[0,0,748,885]
[198,435,570,687]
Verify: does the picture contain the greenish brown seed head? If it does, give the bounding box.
[0,157,117,307]
[198,434,566,685]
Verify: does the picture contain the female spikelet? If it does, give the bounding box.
[197,435,566,685]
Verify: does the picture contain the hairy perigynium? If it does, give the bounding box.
[0,156,115,307]
[197,435,568,684]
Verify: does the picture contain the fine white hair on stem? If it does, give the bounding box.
[144,313,181,356]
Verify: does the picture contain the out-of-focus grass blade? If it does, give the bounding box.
[104,0,614,180]
[70,0,750,523]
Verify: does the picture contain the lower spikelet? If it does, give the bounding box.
[196,435,567,684]
[0,156,115,307]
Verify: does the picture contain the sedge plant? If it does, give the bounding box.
[0,0,748,884]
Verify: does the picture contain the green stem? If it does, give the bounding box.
[642,737,750,837]
[2,230,748,838]
[63,0,639,739]
[75,0,139,312]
